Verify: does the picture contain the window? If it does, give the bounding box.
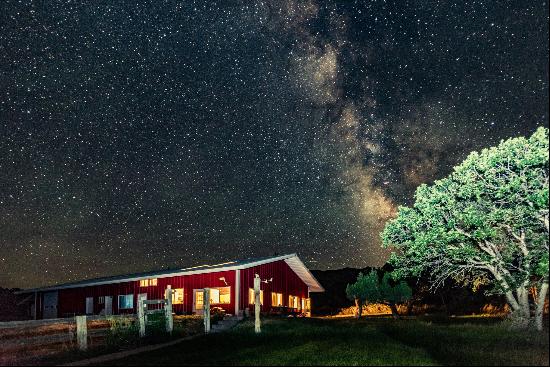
[118,294,134,309]
[248,288,264,305]
[213,287,231,304]
[194,287,231,310]
[271,292,283,307]
[98,296,105,304]
[172,288,184,305]
[289,295,299,309]
[304,298,311,312]
[139,278,158,287]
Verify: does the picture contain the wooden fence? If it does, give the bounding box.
[0,315,135,365]
[1,288,209,365]
[137,286,174,337]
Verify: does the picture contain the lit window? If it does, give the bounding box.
[271,292,283,307]
[98,296,105,304]
[289,295,299,309]
[248,288,264,305]
[214,287,231,304]
[194,287,231,310]
[172,288,184,305]
[139,278,158,287]
[118,294,134,309]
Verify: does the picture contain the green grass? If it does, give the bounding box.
[102,317,549,366]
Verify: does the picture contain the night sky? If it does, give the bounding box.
[1,1,548,289]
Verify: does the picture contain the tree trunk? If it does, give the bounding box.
[406,300,414,316]
[515,286,532,327]
[491,267,531,328]
[506,286,532,329]
[355,298,362,319]
[517,287,531,317]
[535,281,548,331]
[489,266,521,311]
[389,303,400,319]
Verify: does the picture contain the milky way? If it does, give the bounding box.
[0,1,548,288]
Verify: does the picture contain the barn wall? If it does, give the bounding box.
[240,260,309,313]
[55,270,236,318]
[42,259,311,318]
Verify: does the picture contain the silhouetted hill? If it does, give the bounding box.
[310,267,374,315]
[310,267,508,316]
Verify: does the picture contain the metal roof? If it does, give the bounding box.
[18,253,324,293]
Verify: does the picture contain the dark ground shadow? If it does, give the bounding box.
[374,318,549,366]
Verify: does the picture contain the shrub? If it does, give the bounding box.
[106,316,139,347]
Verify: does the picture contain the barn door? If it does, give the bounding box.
[43,291,58,319]
[193,290,203,313]
[105,296,113,315]
[86,297,94,315]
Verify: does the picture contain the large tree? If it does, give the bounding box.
[382,127,549,330]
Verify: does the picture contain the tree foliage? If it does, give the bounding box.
[346,270,412,318]
[346,272,378,303]
[380,273,413,305]
[381,127,549,329]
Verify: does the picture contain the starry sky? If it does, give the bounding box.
[1,1,548,288]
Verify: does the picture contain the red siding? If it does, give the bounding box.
[56,270,236,317]
[240,260,309,313]
[41,259,310,318]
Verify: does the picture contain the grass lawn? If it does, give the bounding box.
[103,317,549,366]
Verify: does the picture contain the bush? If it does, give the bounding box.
[211,307,226,324]
[173,315,204,336]
[145,312,167,337]
[106,316,139,347]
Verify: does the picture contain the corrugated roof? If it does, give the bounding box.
[18,253,324,293]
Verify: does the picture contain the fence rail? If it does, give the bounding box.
[0,315,136,365]
[0,314,134,329]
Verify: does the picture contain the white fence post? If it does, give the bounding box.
[75,315,87,351]
[137,294,146,337]
[165,285,173,334]
[203,288,210,334]
[254,274,261,333]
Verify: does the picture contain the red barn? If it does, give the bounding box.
[20,254,324,319]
